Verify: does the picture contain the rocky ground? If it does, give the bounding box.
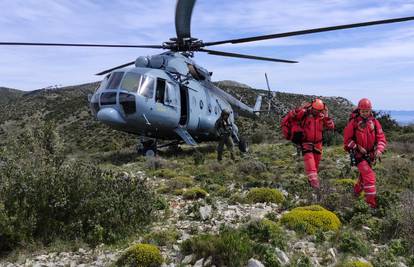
[1,142,413,267]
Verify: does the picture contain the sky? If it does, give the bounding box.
[0,0,414,110]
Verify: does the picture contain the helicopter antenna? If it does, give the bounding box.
[265,73,272,113]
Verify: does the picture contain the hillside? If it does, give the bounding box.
[0,80,353,153]
[1,81,413,266]
[0,87,24,106]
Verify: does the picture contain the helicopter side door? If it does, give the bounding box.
[151,78,180,131]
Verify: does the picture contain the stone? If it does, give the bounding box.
[247,258,265,267]
[193,258,204,267]
[275,248,290,265]
[203,256,212,266]
[199,205,212,220]
[182,254,195,264]
[328,248,337,263]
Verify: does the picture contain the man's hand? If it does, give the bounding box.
[375,150,382,159]
[358,144,367,154]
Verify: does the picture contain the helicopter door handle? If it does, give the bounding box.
[142,114,151,125]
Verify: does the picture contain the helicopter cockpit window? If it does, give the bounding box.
[139,76,155,98]
[120,72,142,92]
[106,72,124,89]
[97,75,109,91]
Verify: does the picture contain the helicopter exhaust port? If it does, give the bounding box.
[97,107,126,126]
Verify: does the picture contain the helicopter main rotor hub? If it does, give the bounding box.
[163,37,204,52]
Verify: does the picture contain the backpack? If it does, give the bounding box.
[281,108,307,143]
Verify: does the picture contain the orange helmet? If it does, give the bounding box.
[311,98,325,111]
[358,98,372,110]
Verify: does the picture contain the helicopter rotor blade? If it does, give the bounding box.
[204,16,414,46]
[95,61,136,76]
[199,48,298,63]
[0,42,164,49]
[175,0,196,41]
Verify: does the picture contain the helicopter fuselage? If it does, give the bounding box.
[89,52,240,144]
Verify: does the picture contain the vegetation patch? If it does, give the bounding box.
[281,205,341,234]
[0,123,155,252]
[181,228,253,267]
[116,243,163,267]
[340,260,373,267]
[182,187,208,200]
[246,187,284,204]
[242,219,287,249]
[143,229,180,248]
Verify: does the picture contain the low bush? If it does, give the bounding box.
[246,188,284,204]
[243,219,287,249]
[167,176,194,190]
[181,228,253,267]
[116,243,163,267]
[182,187,208,200]
[340,260,373,267]
[0,123,155,252]
[281,205,341,234]
[143,229,180,248]
[338,230,369,256]
[238,160,267,175]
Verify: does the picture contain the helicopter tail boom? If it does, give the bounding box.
[253,95,262,113]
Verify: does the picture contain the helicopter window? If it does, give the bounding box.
[199,100,204,110]
[120,72,142,92]
[165,82,177,106]
[139,76,155,98]
[106,72,124,89]
[97,76,109,91]
[155,78,166,103]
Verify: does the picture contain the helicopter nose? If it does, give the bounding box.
[97,107,126,126]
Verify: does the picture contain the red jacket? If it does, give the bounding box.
[343,114,387,158]
[282,107,334,149]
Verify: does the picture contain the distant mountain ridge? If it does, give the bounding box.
[0,87,24,105]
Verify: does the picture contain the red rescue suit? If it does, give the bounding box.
[343,114,387,208]
[285,107,335,188]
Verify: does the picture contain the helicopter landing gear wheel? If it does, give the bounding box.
[238,137,249,153]
[138,139,157,157]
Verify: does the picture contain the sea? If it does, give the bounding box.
[381,110,414,126]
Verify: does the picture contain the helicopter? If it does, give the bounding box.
[1,1,414,156]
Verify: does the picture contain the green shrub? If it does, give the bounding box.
[247,188,284,204]
[0,123,155,251]
[334,179,356,189]
[143,229,179,248]
[182,187,208,200]
[238,160,267,175]
[243,219,286,249]
[340,261,373,267]
[167,176,194,189]
[150,168,178,179]
[181,228,253,267]
[116,243,163,267]
[338,231,369,256]
[281,205,341,234]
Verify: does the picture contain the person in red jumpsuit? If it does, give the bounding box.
[343,98,387,208]
[282,99,335,190]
